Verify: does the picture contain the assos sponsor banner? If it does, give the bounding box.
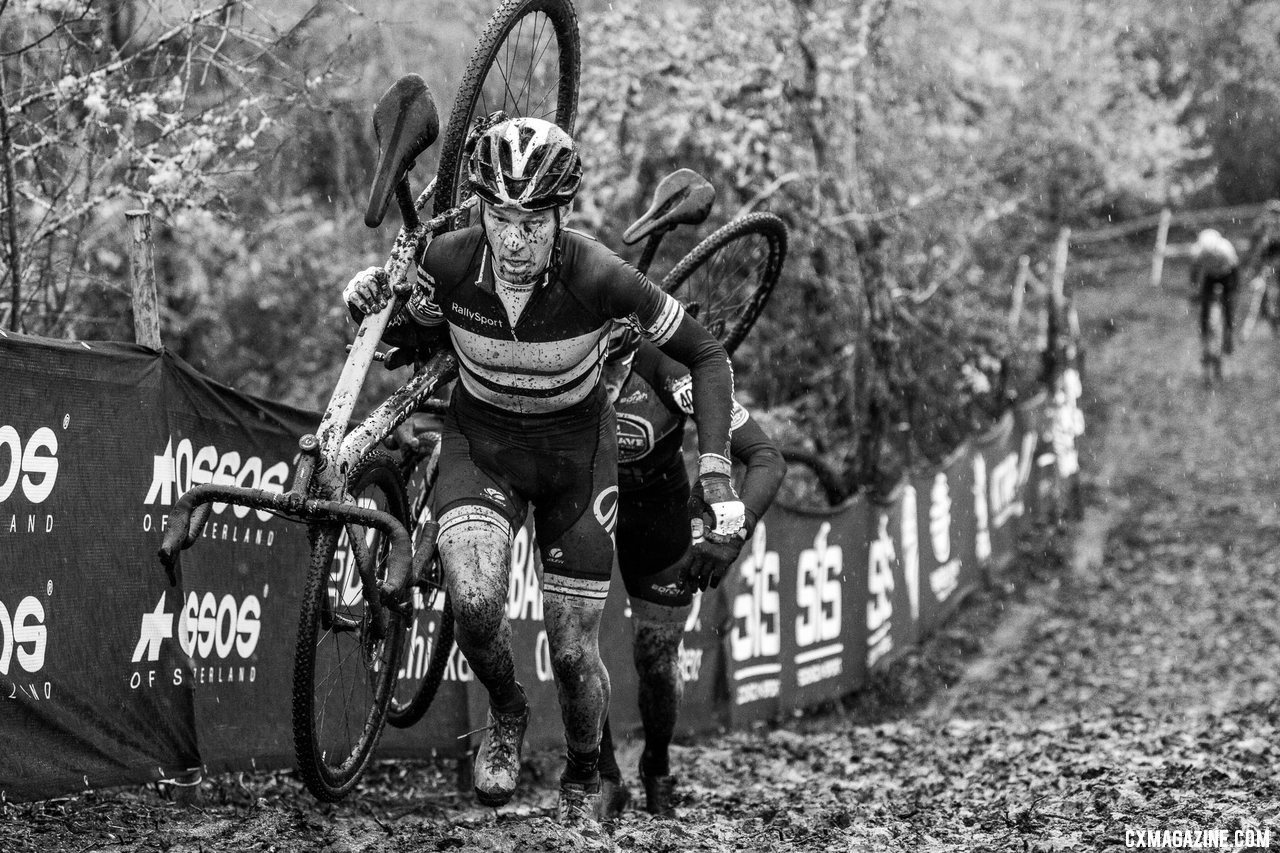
[128,588,264,691]
[0,420,60,704]
[0,586,51,702]
[0,421,62,538]
[141,437,291,547]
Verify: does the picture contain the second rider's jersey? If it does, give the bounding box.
[1191,233,1239,281]
[614,341,785,524]
[381,224,736,458]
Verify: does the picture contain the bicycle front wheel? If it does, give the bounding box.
[293,451,408,802]
[663,212,788,356]
[433,0,581,229]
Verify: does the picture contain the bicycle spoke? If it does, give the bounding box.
[490,32,523,118]
[508,13,527,111]
[314,627,361,694]
[516,16,553,114]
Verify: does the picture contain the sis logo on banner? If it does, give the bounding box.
[866,514,896,668]
[794,522,845,688]
[731,522,782,705]
[929,473,961,602]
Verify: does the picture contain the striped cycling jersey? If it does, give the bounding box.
[409,226,686,414]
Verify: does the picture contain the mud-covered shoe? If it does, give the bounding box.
[640,767,677,817]
[473,703,529,807]
[557,777,602,829]
[597,775,631,821]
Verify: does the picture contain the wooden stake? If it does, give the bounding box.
[1008,254,1030,334]
[126,209,161,349]
[1051,227,1070,314]
[1151,207,1172,288]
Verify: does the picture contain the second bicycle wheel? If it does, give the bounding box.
[663,212,788,356]
[293,451,408,802]
[433,0,581,228]
[387,432,455,729]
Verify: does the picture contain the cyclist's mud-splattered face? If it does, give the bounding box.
[482,204,558,286]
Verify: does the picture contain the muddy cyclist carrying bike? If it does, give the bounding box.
[343,115,746,828]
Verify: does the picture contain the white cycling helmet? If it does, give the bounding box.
[466,116,582,212]
[1194,228,1236,260]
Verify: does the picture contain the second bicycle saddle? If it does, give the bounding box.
[622,169,716,245]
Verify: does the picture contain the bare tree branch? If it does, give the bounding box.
[13,2,238,112]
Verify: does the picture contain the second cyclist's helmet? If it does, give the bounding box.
[467,115,583,212]
[606,321,642,363]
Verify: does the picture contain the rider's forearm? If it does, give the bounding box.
[656,317,734,468]
[348,299,446,352]
[730,419,787,526]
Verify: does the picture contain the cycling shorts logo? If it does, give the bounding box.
[545,547,565,565]
[483,487,507,506]
[593,486,619,535]
[648,582,684,602]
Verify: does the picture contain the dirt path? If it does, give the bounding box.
[4,266,1278,852]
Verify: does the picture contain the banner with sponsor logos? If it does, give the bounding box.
[0,336,200,800]
[0,332,1084,799]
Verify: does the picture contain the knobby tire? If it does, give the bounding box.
[663,212,788,356]
[432,0,581,229]
[293,451,408,802]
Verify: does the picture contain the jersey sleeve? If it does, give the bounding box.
[407,234,457,330]
[572,235,736,467]
[727,412,787,528]
[637,340,785,523]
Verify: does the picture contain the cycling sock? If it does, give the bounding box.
[597,717,622,783]
[563,747,600,784]
[491,680,527,716]
[640,745,670,778]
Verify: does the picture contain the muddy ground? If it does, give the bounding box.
[4,265,1279,851]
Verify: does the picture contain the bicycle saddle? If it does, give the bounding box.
[622,169,716,245]
[365,75,440,228]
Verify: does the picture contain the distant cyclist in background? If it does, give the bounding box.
[594,325,787,818]
[1189,228,1240,362]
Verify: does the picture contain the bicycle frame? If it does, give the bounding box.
[158,185,465,607]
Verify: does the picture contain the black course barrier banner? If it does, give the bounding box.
[0,331,1086,799]
[1,335,198,800]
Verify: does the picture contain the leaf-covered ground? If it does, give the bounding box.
[5,265,1279,851]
